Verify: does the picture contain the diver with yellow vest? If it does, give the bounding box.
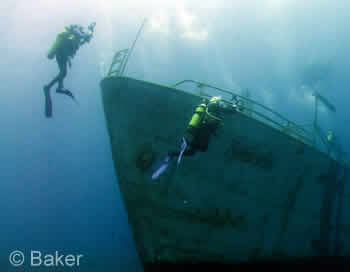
[152,96,238,180]
[43,22,96,117]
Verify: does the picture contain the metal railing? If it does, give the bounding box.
[171,79,327,154]
[103,41,347,167]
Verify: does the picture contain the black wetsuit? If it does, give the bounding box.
[44,25,94,117]
[169,103,222,158]
[45,28,84,91]
[46,49,69,91]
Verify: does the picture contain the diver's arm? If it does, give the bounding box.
[80,23,96,45]
[79,32,93,46]
[221,103,239,113]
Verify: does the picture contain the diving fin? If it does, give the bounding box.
[151,137,188,180]
[44,85,52,118]
[152,155,172,180]
[177,137,187,166]
[68,91,79,105]
[56,88,79,104]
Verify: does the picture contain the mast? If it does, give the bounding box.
[120,18,147,76]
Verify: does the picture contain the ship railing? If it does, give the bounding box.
[171,79,324,153]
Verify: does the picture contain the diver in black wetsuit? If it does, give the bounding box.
[43,22,96,118]
[152,96,238,180]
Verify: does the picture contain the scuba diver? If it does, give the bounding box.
[152,96,238,180]
[43,22,96,117]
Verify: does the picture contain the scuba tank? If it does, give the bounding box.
[47,31,66,59]
[47,25,84,60]
[188,104,206,129]
[47,29,75,59]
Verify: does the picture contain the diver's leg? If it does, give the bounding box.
[183,146,197,156]
[43,54,68,117]
[43,54,69,117]
[45,54,67,90]
[55,56,76,100]
[168,134,197,158]
[45,77,57,90]
[169,151,180,157]
[56,89,75,99]
[152,140,196,180]
[45,75,58,90]
[169,145,196,158]
[56,89,76,101]
[56,54,68,90]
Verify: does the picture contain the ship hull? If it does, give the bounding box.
[100,76,349,263]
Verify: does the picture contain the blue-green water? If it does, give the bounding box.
[1,0,350,270]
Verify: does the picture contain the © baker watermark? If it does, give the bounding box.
[9,250,84,267]
[9,250,25,266]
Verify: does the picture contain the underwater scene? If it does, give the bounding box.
[1,0,350,271]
